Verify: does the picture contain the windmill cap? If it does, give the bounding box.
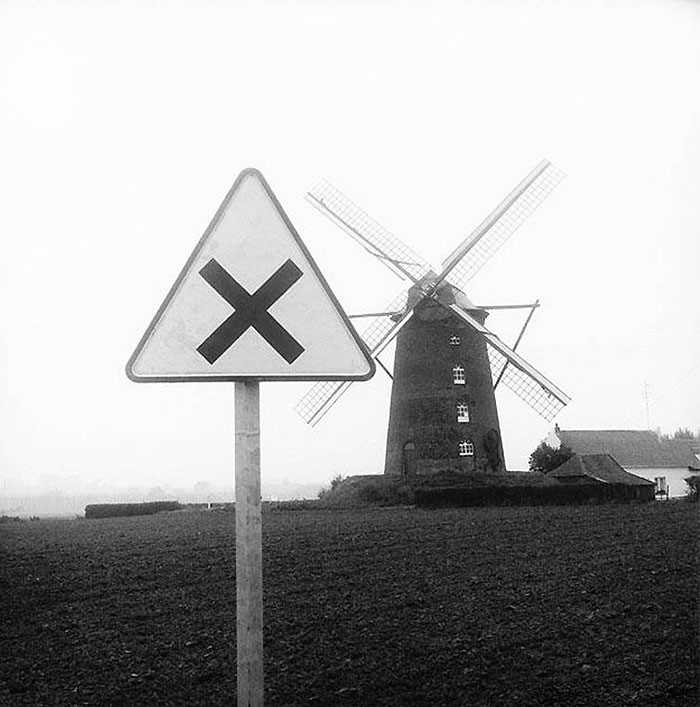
[406,277,485,314]
[441,282,482,311]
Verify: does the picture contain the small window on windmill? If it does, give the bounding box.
[453,366,465,384]
[457,403,469,422]
[459,440,474,456]
[449,335,460,346]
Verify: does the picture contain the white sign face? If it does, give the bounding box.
[126,169,375,382]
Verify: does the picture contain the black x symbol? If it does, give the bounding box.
[197,258,305,365]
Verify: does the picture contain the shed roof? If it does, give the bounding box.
[555,429,698,469]
[550,454,654,486]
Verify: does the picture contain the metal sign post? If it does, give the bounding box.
[235,381,263,706]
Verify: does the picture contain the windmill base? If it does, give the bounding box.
[387,456,498,477]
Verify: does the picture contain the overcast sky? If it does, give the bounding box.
[2,0,698,495]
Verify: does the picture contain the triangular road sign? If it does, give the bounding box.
[126,169,375,382]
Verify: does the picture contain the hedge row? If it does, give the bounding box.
[84,501,182,519]
[415,483,654,508]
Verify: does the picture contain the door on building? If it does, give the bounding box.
[402,441,416,476]
[654,476,668,500]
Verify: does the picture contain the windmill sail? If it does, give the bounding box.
[446,303,570,421]
[486,346,565,421]
[295,290,413,425]
[306,179,432,284]
[437,161,565,292]
[294,379,352,426]
[297,160,570,428]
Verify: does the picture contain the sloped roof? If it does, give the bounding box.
[673,438,700,468]
[556,429,698,469]
[550,454,654,486]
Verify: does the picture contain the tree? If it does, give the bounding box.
[673,428,699,441]
[660,427,699,442]
[528,441,574,474]
[684,475,699,502]
[317,474,346,500]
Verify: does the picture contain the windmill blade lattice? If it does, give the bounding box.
[306,179,433,283]
[358,290,410,350]
[294,380,351,426]
[446,303,570,420]
[486,345,566,421]
[440,161,565,292]
[295,290,411,425]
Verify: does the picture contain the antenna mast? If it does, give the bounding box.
[643,380,652,429]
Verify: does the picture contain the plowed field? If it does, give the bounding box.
[1,503,697,706]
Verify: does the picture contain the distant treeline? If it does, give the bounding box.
[415,483,654,508]
[84,501,182,519]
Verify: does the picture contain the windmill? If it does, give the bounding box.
[295,160,570,475]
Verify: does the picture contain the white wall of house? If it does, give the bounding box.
[545,429,561,448]
[626,467,696,499]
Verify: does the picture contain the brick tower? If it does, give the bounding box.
[384,282,505,476]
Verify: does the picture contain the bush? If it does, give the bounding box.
[317,474,346,500]
[357,483,400,506]
[415,483,654,508]
[84,501,182,519]
[684,475,700,502]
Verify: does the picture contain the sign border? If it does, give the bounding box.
[125,168,376,383]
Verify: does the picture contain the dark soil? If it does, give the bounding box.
[1,503,697,706]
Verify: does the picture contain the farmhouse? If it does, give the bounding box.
[545,426,700,499]
[548,453,655,501]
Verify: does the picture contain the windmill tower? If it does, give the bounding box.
[385,284,504,475]
[295,160,570,475]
